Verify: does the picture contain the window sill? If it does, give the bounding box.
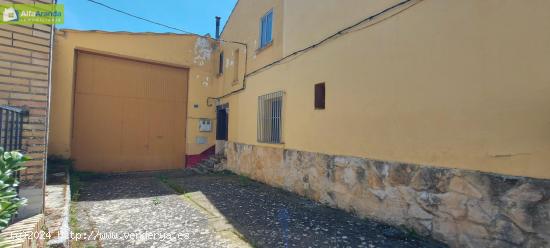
[257,141,285,147]
[256,41,273,54]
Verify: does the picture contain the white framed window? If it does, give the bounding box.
[258,91,283,143]
[259,9,273,49]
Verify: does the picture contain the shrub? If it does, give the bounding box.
[0,149,29,230]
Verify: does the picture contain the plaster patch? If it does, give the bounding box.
[193,37,212,66]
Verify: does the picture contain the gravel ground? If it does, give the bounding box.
[169,172,446,248]
[74,176,241,248]
[74,172,446,248]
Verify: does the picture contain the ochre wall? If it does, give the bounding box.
[219,0,550,179]
[219,0,284,146]
[220,0,284,73]
[50,30,219,159]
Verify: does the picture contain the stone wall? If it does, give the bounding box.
[225,142,550,247]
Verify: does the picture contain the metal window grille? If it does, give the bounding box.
[0,106,28,152]
[258,91,283,143]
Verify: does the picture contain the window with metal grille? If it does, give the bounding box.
[258,91,283,143]
[259,9,273,49]
[0,106,28,151]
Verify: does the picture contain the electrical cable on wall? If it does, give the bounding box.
[246,0,419,78]
[85,0,249,107]
[207,0,422,105]
[85,0,421,106]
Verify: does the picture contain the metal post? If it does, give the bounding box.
[4,110,10,149]
[9,111,15,151]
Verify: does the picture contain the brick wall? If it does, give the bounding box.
[0,0,53,215]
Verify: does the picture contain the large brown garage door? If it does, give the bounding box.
[72,51,188,172]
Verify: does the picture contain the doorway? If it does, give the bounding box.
[215,104,229,155]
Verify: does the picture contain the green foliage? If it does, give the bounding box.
[70,172,82,202]
[0,148,29,230]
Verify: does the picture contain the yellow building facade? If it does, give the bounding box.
[50,0,550,246]
[217,0,550,247]
[50,30,220,169]
[219,0,550,179]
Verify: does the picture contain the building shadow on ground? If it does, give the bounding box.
[71,170,447,247]
[168,172,447,248]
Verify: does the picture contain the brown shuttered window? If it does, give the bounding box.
[314,83,325,109]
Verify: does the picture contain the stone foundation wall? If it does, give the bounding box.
[225,142,550,247]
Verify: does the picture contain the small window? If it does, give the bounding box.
[259,10,273,49]
[233,49,239,82]
[314,83,325,109]
[258,91,283,143]
[219,52,224,75]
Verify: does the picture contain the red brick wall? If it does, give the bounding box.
[0,0,53,187]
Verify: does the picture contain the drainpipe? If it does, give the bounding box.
[215,16,221,39]
[43,0,57,216]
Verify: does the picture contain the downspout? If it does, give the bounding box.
[43,0,57,213]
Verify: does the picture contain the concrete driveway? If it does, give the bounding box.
[72,172,446,248]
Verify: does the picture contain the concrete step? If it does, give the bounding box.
[189,167,204,174]
[201,161,215,167]
[179,154,226,176]
[196,166,211,174]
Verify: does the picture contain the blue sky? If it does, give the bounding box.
[57,0,238,35]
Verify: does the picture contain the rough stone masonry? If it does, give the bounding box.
[225,142,550,247]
